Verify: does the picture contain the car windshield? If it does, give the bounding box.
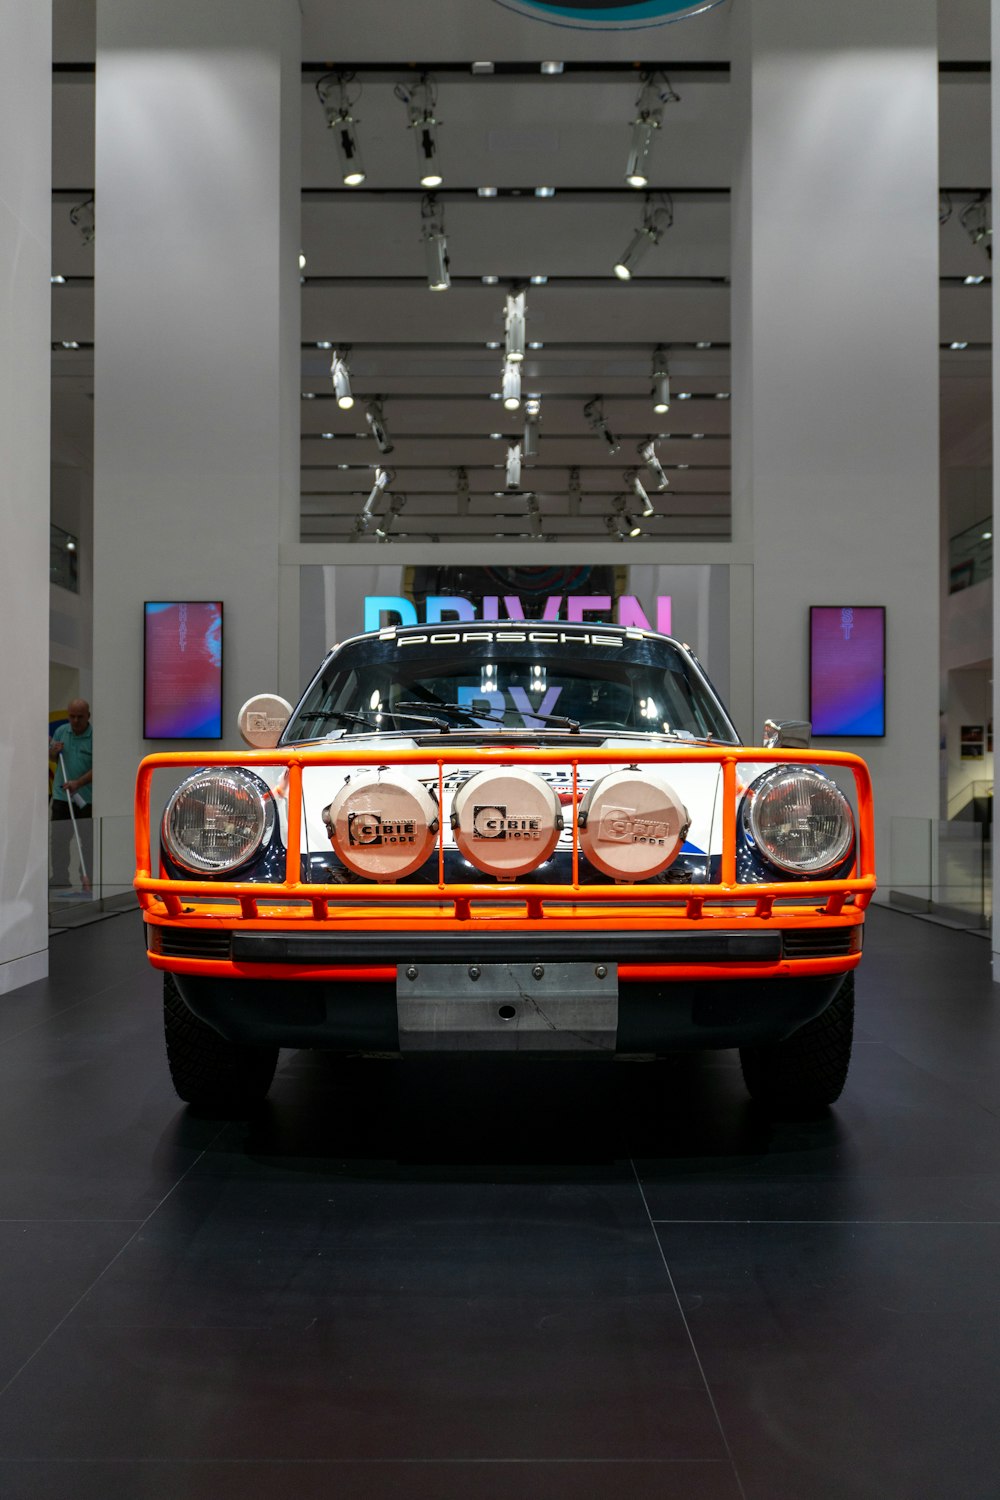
[285,631,738,743]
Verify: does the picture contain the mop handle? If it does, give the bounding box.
[57,750,89,882]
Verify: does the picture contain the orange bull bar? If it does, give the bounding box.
[135,744,875,983]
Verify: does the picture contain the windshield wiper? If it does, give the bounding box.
[394,699,580,732]
[295,707,454,732]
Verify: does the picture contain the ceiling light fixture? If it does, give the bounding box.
[541,61,564,75]
[421,193,450,291]
[584,396,619,454]
[949,341,969,350]
[613,194,674,280]
[964,274,986,285]
[523,406,540,459]
[374,493,406,541]
[639,439,669,491]
[478,187,498,198]
[625,72,679,189]
[471,61,495,74]
[396,73,443,188]
[316,73,366,186]
[651,347,670,413]
[69,196,95,245]
[365,396,393,454]
[50,274,66,285]
[529,274,548,285]
[331,350,354,409]
[506,443,523,489]
[535,186,556,198]
[361,465,395,522]
[482,274,499,285]
[959,192,992,259]
[695,340,712,349]
[505,290,526,363]
[626,470,656,518]
[502,360,522,411]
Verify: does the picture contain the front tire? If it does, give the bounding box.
[739,971,855,1111]
[163,972,279,1114]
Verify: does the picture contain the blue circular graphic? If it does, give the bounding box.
[493,0,726,29]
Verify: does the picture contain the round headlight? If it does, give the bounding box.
[742,766,854,876]
[162,769,275,874]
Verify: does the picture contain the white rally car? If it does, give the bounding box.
[135,622,875,1114]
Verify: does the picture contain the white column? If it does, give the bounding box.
[732,0,940,893]
[0,1,51,992]
[991,0,1000,977]
[92,0,301,839]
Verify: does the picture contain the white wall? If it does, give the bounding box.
[732,0,941,890]
[0,0,51,992]
[92,0,302,823]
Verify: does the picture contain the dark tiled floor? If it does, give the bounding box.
[0,906,998,1499]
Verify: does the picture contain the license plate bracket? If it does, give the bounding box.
[396,961,618,1052]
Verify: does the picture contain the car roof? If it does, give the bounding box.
[329,621,685,653]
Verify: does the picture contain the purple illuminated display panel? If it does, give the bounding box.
[809,606,885,738]
[144,601,223,739]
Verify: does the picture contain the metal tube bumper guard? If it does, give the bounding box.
[136,744,874,1054]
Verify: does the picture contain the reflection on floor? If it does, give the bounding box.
[1,907,999,1499]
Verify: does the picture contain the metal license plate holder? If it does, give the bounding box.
[396,961,618,1053]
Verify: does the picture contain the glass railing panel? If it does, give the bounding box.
[948,515,993,593]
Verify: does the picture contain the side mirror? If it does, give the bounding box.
[763,718,811,750]
[238,694,292,749]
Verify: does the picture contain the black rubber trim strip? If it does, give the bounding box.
[230,930,782,965]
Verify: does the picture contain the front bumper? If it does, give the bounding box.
[138,741,873,1055]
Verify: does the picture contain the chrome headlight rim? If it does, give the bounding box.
[741,765,855,877]
[161,767,276,876]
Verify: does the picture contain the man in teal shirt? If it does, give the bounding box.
[50,699,93,890]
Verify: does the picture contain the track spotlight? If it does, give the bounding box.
[374,493,406,542]
[361,465,395,522]
[316,73,366,186]
[506,443,523,489]
[505,290,526,363]
[639,439,669,491]
[502,361,522,411]
[613,195,673,280]
[456,466,471,514]
[625,72,679,189]
[331,350,354,409]
[651,348,670,413]
[584,397,619,455]
[396,74,443,188]
[960,192,992,259]
[626,470,655,518]
[366,396,393,455]
[70,196,95,245]
[421,194,450,290]
[609,495,643,540]
[523,411,540,459]
[567,465,582,514]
